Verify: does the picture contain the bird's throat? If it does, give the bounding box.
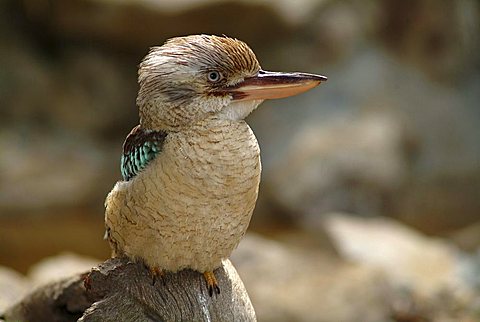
[217,99,264,121]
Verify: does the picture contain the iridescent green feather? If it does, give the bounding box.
[120,126,167,181]
[121,141,158,181]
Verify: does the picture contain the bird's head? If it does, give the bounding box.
[137,35,326,131]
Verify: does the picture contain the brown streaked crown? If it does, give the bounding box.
[163,35,260,75]
[145,35,261,81]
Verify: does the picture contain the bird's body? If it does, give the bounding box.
[106,117,260,272]
[104,35,326,294]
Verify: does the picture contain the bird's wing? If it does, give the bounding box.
[120,125,168,181]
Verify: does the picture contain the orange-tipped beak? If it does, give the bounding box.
[228,70,327,101]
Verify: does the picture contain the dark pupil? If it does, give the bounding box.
[209,72,218,81]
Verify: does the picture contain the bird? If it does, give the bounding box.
[104,34,326,296]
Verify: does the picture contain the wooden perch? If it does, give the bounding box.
[2,257,256,322]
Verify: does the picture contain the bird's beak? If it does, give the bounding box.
[228,70,327,101]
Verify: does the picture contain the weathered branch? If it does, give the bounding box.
[2,257,256,322]
[1,272,90,322]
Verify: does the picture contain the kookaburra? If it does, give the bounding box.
[105,34,326,296]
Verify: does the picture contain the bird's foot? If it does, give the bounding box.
[148,266,164,286]
[203,271,220,296]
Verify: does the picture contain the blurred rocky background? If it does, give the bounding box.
[1,0,479,320]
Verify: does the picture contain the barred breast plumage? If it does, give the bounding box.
[105,117,260,272]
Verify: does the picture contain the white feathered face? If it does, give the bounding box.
[137,35,326,131]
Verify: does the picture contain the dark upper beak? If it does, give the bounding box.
[227,70,327,101]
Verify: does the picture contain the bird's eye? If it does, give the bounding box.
[207,71,222,83]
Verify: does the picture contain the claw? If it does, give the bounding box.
[203,271,220,296]
[148,266,164,286]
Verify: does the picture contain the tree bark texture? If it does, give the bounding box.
[1,257,256,322]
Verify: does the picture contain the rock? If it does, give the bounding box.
[231,233,392,322]
[323,213,480,320]
[15,0,295,52]
[264,111,409,218]
[251,45,480,233]
[0,5,130,213]
[48,48,138,138]
[28,252,100,289]
[449,221,480,252]
[324,214,466,295]
[0,266,28,314]
[0,130,114,212]
[396,173,480,234]
[378,0,480,81]
[306,0,382,63]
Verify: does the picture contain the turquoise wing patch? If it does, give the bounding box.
[120,125,167,181]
